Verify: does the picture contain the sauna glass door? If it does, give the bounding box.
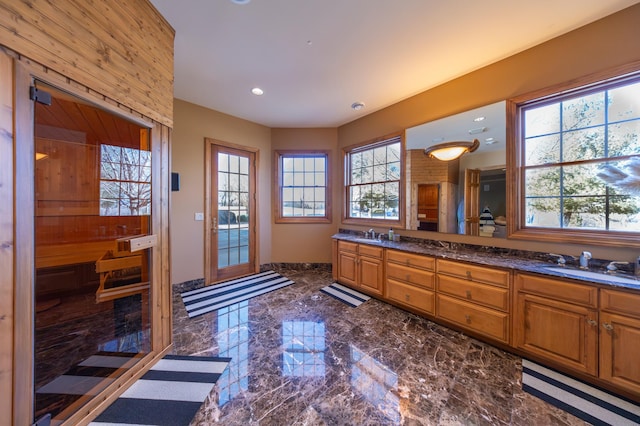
[33,82,152,423]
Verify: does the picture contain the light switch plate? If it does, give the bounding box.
[195,212,204,221]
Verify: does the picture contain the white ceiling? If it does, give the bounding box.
[150,0,639,128]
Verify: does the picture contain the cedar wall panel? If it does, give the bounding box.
[0,0,174,127]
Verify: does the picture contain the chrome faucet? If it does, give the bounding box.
[367,229,376,239]
[549,253,566,267]
[579,251,592,269]
[606,261,629,275]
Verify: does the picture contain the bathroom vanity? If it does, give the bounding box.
[332,232,640,402]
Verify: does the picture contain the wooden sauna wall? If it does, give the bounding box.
[0,0,175,127]
[0,1,175,424]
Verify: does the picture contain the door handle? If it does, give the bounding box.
[212,217,218,233]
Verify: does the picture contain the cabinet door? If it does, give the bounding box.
[359,255,383,296]
[338,250,358,287]
[515,293,598,376]
[600,312,640,394]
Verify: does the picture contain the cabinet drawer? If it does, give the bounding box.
[437,275,509,311]
[358,244,383,259]
[515,273,597,308]
[387,278,435,315]
[437,259,509,287]
[600,289,640,319]
[386,262,434,290]
[437,294,509,343]
[387,249,434,271]
[338,241,358,253]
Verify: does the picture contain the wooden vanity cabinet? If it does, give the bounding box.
[514,273,599,376]
[436,259,511,344]
[336,240,384,296]
[599,289,640,394]
[385,249,435,315]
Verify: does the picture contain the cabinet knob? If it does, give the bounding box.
[405,274,410,281]
[405,294,410,301]
[466,290,472,299]
[586,319,597,327]
[466,271,472,280]
[465,314,471,324]
[602,322,614,332]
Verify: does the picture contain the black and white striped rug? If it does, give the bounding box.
[320,282,371,307]
[90,354,230,425]
[181,271,294,318]
[522,359,640,426]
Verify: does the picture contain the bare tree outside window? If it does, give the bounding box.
[521,78,640,232]
[100,144,152,216]
[347,137,401,220]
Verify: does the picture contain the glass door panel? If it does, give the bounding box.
[210,144,255,282]
[33,83,152,423]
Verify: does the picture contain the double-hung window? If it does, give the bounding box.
[344,134,403,225]
[274,150,330,223]
[511,70,640,245]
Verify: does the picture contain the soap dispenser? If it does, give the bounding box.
[388,227,394,241]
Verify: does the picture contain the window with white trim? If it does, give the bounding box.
[345,135,402,223]
[275,150,330,223]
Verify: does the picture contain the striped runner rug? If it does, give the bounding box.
[90,354,230,425]
[320,282,371,307]
[522,359,640,426]
[181,271,295,318]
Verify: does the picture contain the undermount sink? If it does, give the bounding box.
[544,266,640,286]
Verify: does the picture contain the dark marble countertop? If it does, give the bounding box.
[332,232,640,291]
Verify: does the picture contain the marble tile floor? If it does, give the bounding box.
[172,265,588,426]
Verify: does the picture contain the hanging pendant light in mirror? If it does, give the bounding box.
[424,138,480,161]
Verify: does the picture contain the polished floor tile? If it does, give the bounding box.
[172,266,587,425]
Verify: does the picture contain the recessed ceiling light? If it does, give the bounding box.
[474,116,485,122]
[230,0,250,4]
[351,101,365,111]
[468,127,486,135]
[251,87,264,96]
[485,137,498,145]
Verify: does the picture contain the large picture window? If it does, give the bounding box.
[274,150,330,223]
[345,134,403,224]
[511,69,640,245]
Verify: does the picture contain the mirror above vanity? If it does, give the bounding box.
[405,101,507,238]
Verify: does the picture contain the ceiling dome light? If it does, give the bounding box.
[424,139,480,161]
[230,0,251,4]
[251,87,264,96]
[351,101,365,111]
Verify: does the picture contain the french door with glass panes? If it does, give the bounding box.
[206,141,257,283]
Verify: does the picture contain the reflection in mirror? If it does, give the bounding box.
[406,101,506,237]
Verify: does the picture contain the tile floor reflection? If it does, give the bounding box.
[172,265,587,425]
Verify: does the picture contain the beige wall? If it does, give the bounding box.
[270,128,340,263]
[171,111,340,284]
[337,4,640,263]
[171,99,271,284]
